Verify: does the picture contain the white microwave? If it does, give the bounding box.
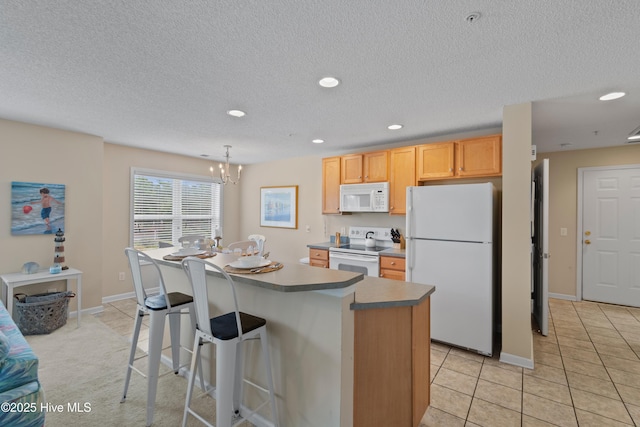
[340,182,389,212]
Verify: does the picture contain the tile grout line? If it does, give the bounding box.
[581,301,639,426]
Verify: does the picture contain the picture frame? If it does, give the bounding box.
[260,185,298,229]
[11,181,66,235]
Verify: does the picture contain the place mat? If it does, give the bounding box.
[224,262,283,274]
[162,252,217,261]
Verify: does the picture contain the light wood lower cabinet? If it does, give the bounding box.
[309,248,329,268]
[354,298,430,426]
[379,256,405,280]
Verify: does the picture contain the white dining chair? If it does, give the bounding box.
[122,248,204,426]
[179,234,206,249]
[227,240,256,255]
[180,257,279,427]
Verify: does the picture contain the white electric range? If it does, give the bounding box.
[329,227,393,277]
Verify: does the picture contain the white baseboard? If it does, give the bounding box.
[549,293,578,302]
[102,291,136,304]
[68,306,105,318]
[102,288,159,305]
[499,351,534,369]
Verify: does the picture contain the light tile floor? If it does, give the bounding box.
[96,297,640,426]
[422,298,640,426]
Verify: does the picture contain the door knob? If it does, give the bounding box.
[585,231,591,236]
[585,239,591,245]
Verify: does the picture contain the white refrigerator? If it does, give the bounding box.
[406,183,496,356]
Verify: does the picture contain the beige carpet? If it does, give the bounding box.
[25,315,220,426]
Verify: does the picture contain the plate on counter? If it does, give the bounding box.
[228,259,271,269]
[170,249,206,257]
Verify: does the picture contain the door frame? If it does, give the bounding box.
[576,164,640,301]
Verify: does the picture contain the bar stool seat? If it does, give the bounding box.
[121,248,204,427]
[181,257,279,427]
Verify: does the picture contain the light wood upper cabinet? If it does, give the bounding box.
[322,156,341,214]
[416,141,456,180]
[342,151,388,184]
[363,151,389,182]
[456,135,502,177]
[341,154,363,184]
[389,146,416,215]
[417,134,502,181]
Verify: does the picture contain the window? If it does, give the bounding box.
[131,168,222,249]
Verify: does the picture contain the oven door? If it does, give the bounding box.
[329,251,379,276]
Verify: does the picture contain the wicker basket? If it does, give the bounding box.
[14,291,75,335]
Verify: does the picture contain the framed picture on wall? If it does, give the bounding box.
[260,185,298,229]
[11,181,65,235]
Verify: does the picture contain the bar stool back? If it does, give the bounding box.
[181,257,279,427]
[122,248,203,426]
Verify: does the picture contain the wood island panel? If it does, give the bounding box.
[354,297,430,427]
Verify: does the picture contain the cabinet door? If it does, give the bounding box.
[363,151,389,182]
[456,135,502,177]
[417,142,455,180]
[389,146,416,215]
[309,249,329,268]
[380,269,405,281]
[341,154,363,184]
[322,157,341,214]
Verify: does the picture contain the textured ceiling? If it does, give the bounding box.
[1,1,639,165]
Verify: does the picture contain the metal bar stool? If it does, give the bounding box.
[122,248,204,426]
[181,257,279,427]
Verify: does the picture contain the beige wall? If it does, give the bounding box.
[102,143,241,299]
[0,118,104,311]
[535,144,640,298]
[500,103,534,366]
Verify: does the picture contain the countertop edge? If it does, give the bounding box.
[155,255,364,292]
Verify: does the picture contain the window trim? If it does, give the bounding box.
[129,167,224,248]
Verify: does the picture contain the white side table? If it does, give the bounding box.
[0,268,82,327]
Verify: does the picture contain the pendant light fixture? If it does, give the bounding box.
[210,145,242,184]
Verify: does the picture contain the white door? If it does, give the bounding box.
[582,166,640,307]
[532,159,549,336]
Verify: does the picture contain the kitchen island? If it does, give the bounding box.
[147,248,434,427]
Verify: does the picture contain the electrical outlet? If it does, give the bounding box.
[118,272,125,281]
[560,228,568,236]
[305,225,311,232]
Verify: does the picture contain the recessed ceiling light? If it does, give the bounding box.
[227,109,246,117]
[318,77,340,88]
[312,139,324,144]
[388,124,403,130]
[599,92,626,101]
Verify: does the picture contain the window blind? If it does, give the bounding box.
[131,170,222,249]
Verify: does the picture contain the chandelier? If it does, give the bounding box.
[211,145,242,184]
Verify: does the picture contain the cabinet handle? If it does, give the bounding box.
[391,261,396,265]
[459,167,463,171]
[449,168,453,172]
[390,206,394,210]
[365,175,368,178]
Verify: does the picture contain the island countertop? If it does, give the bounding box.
[149,247,364,292]
[148,247,433,309]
